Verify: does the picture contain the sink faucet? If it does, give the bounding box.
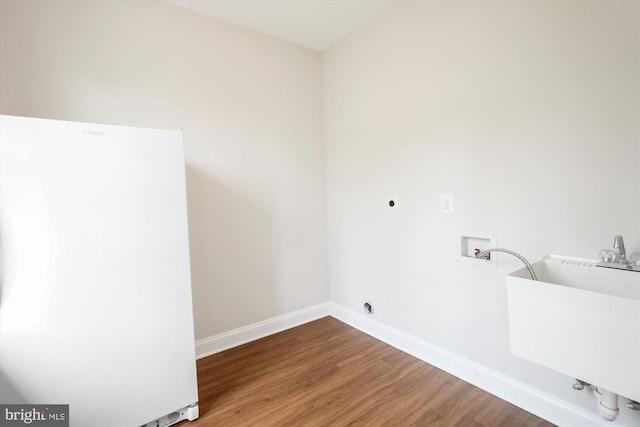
[613,235,626,264]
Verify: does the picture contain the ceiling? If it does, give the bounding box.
[165,0,397,51]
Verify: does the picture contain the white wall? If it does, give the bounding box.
[0,0,329,339]
[323,0,639,424]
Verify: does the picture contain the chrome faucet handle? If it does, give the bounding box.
[613,235,626,263]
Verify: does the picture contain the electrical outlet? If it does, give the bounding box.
[441,195,453,213]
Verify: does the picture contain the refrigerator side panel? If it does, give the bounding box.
[0,115,198,427]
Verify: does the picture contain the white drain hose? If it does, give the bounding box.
[594,387,619,421]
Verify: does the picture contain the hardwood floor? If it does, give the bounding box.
[190,316,554,426]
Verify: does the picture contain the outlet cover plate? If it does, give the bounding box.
[441,195,453,213]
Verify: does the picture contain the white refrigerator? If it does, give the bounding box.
[0,115,199,427]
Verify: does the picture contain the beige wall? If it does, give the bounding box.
[323,0,639,424]
[2,0,639,423]
[0,0,329,339]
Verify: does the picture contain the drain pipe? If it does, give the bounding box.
[474,248,537,281]
[573,379,621,422]
[594,387,619,421]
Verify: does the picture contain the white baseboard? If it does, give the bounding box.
[194,300,615,426]
[329,302,609,427]
[195,302,330,359]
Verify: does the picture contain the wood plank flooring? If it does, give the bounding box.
[190,316,554,426]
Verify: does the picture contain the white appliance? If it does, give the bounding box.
[0,115,199,427]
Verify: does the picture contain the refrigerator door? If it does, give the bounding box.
[0,116,198,426]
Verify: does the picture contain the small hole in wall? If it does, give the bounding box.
[386,195,399,211]
[364,301,374,314]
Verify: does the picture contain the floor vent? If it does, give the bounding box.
[168,412,180,424]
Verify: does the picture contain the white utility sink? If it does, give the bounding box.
[506,255,640,402]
